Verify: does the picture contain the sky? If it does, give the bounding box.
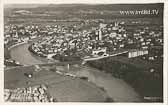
[3,0,166,4]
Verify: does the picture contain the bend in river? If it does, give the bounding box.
[9,42,141,102]
[10,43,49,65]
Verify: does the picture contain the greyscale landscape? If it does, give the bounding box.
[4,3,163,102]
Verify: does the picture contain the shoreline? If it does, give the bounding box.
[4,65,111,102]
[8,41,28,50]
[4,63,141,102]
[7,38,144,102]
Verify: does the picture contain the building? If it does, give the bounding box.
[128,49,148,58]
[92,48,107,56]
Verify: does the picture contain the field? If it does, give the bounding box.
[4,65,109,102]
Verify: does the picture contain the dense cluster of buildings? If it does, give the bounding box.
[4,19,163,63]
[4,25,40,47]
[28,21,163,61]
[4,84,55,102]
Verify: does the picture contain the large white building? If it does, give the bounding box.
[92,48,107,56]
[128,49,148,58]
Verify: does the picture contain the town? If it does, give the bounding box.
[4,4,164,102]
[4,20,163,63]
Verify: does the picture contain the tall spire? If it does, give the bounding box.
[98,29,102,40]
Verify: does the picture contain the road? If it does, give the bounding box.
[83,51,128,62]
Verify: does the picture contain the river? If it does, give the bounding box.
[9,42,141,102]
[10,43,50,65]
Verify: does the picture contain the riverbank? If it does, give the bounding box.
[34,63,141,102]
[64,65,141,102]
[86,56,163,102]
[4,65,110,102]
[5,37,44,67]
[8,41,27,50]
[7,39,146,102]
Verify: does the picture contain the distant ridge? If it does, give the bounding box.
[4,3,163,10]
[4,3,163,19]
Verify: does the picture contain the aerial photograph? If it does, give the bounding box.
[4,3,163,102]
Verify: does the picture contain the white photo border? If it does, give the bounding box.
[0,0,167,105]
